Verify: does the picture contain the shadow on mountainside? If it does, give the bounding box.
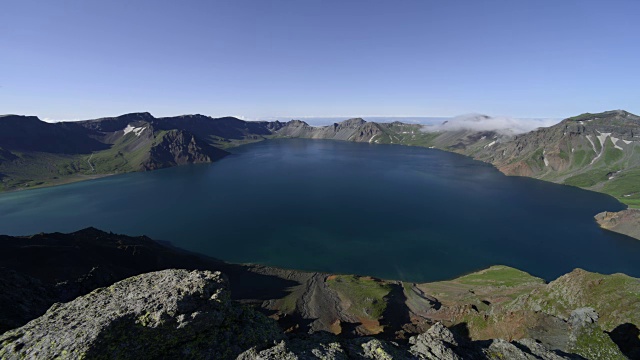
[609,323,640,360]
[380,282,411,340]
[0,228,299,332]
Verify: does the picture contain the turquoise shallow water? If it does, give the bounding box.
[0,139,637,282]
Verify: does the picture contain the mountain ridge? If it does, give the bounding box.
[2,110,640,238]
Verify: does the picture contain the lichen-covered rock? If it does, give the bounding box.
[567,308,627,360]
[237,334,350,360]
[239,322,579,360]
[483,338,569,360]
[0,269,282,360]
[408,322,461,360]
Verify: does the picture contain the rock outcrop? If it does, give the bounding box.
[0,269,282,360]
[239,320,578,359]
[595,209,640,240]
[143,129,228,170]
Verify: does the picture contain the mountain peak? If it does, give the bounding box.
[115,112,155,120]
[0,114,43,123]
[338,118,366,127]
[566,110,639,123]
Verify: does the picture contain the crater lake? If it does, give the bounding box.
[1,139,638,282]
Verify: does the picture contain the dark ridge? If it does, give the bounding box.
[154,115,273,140]
[0,115,108,153]
[76,112,156,132]
[0,228,298,333]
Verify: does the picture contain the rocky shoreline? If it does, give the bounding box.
[595,209,640,240]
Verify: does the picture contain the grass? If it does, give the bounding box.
[0,151,96,191]
[522,270,640,331]
[566,113,596,122]
[455,266,544,288]
[326,275,392,320]
[563,169,612,188]
[571,149,592,168]
[525,148,545,170]
[604,146,624,165]
[602,168,640,205]
[571,325,627,360]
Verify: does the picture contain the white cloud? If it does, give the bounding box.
[41,117,82,123]
[421,113,560,135]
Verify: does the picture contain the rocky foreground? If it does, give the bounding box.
[1,229,639,359]
[0,269,623,359]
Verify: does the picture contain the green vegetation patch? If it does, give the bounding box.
[522,270,640,331]
[603,145,624,165]
[602,168,640,205]
[570,325,627,360]
[571,149,592,168]
[525,148,545,170]
[456,266,544,288]
[326,275,392,319]
[567,113,595,122]
[564,169,614,188]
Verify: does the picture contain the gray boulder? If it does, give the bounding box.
[0,269,282,360]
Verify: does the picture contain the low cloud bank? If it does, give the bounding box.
[421,114,560,135]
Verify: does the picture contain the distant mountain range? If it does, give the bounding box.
[1,110,639,209]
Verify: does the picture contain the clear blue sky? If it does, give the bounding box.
[1,0,639,120]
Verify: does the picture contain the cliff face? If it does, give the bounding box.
[274,118,388,143]
[142,129,229,170]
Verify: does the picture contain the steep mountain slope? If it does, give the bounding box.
[3,110,640,211]
[153,114,281,147]
[0,115,107,154]
[469,111,640,206]
[0,114,229,191]
[273,117,507,153]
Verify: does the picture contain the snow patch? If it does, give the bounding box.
[596,132,611,150]
[123,124,145,137]
[542,149,549,167]
[585,135,601,165]
[610,136,624,150]
[484,141,496,148]
[623,140,633,144]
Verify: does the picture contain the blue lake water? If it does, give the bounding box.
[0,139,637,282]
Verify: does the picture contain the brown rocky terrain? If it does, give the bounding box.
[595,209,640,240]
